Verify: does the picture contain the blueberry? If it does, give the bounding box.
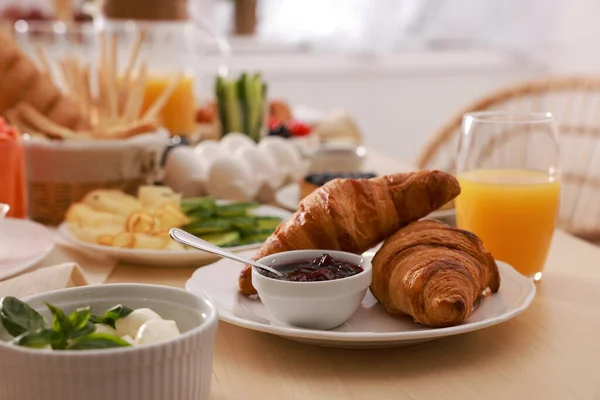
[268,125,291,138]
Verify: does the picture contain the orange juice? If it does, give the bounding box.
[142,74,197,135]
[456,169,560,277]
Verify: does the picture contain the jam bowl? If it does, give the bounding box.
[252,250,372,330]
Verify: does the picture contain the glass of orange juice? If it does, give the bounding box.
[456,112,561,281]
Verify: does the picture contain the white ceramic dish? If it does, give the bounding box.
[0,284,218,400]
[274,182,301,211]
[57,204,292,267]
[253,250,372,330]
[0,218,54,280]
[186,251,536,349]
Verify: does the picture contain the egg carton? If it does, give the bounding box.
[163,133,310,202]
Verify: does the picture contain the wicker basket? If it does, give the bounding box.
[23,130,169,225]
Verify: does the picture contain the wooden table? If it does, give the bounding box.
[107,153,600,400]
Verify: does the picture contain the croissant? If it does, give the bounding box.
[239,170,461,295]
[371,219,500,327]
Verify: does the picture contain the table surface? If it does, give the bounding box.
[107,152,600,400]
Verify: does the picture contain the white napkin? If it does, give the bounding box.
[0,263,88,298]
[30,231,118,285]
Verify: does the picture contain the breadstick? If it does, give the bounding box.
[122,62,147,123]
[142,72,182,122]
[93,119,158,139]
[16,102,90,140]
[120,30,145,93]
[107,32,119,119]
[58,59,76,96]
[34,44,52,75]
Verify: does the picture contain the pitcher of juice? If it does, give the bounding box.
[455,112,561,281]
[0,117,27,219]
[99,0,228,138]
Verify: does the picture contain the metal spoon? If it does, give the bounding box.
[169,228,284,277]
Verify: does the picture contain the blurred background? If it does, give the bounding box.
[1,0,596,162]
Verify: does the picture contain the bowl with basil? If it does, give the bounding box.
[0,284,218,400]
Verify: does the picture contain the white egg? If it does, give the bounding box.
[164,146,206,197]
[194,140,224,169]
[135,319,180,345]
[95,324,117,336]
[220,133,256,154]
[115,308,163,338]
[235,146,284,189]
[258,137,304,180]
[204,155,259,200]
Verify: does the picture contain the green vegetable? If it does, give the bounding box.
[228,217,258,231]
[238,232,272,246]
[215,72,267,141]
[255,216,282,232]
[69,306,92,331]
[184,219,232,235]
[67,333,131,350]
[90,304,133,329]
[181,197,216,215]
[180,199,283,248]
[45,302,72,337]
[200,231,240,247]
[0,297,46,337]
[12,328,62,349]
[215,202,259,217]
[0,298,134,351]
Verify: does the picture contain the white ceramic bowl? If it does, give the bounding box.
[253,250,372,330]
[0,284,218,400]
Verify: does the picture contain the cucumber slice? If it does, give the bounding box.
[229,217,258,231]
[223,80,242,134]
[181,197,216,214]
[238,232,271,245]
[200,231,240,247]
[184,219,232,234]
[255,216,282,231]
[215,202,259,217]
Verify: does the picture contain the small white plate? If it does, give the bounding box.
[274,183,301,211]
[58,205,292,267]
[0,219,54,280]
[186,251,536,348]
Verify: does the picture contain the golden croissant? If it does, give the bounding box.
[239,170,461,295]
[371,219,501,327]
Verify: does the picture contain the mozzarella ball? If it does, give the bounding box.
[115,308,163,338]
[135,319,180,345]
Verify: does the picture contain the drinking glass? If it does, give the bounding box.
[455,111,561,281]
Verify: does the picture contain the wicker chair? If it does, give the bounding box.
[416,76,600,242]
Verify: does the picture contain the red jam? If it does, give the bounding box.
[261,254,363,282]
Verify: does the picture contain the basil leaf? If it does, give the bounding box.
[67,333,131,350]
[0,297,47,337]
[12,328,62,349]
[45,302,72,336]
[70,320,96,339]
[91,305,133,329]
[68,306,91,331]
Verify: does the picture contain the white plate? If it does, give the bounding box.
[274,183,301,211]
[276,183,458,227]
[58,205,292,267]
[0,219,54,280]
[186,251,536,348]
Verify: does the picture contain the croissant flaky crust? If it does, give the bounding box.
[371,219,501,327]
[238,170,461,295]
